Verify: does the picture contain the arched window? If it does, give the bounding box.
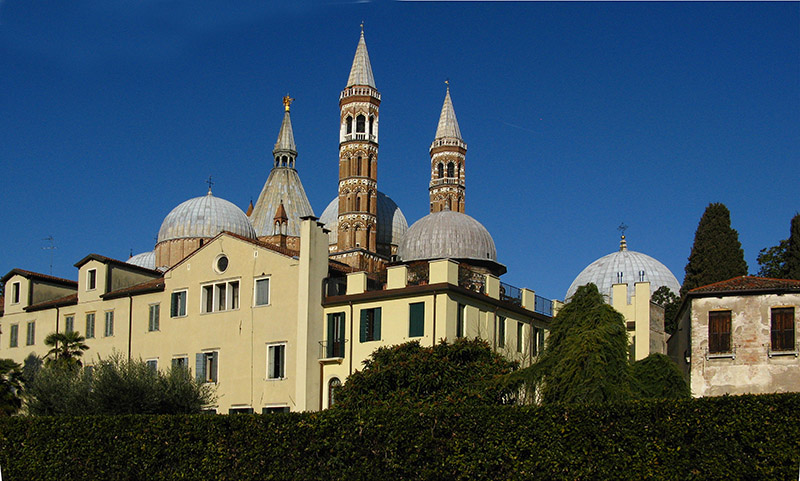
[356,196,361,211]
[437,163,444,179]
[369,116,374,136]
[346,116,353,134]
[356,156,362,176]
[447,162,455,178]
[328,377,341,408]
[356,115,366,133]
[367,155,373,177]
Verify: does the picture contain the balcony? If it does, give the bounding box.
[499,282,521,306]
[534,295,553,316]
[319,339,348,360]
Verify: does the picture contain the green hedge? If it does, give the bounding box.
[1,393,798,480]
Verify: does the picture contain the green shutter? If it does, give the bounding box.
[374,308,381,340]
[409,303,424,337]
[360,310,368,342]
[327,314,336,358]
[195,353,205,382]
[338,313,346,342]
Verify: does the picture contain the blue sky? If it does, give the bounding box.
[1,1,798,301]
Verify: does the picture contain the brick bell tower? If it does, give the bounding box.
[429,82,467,213]
[337,25,380,253]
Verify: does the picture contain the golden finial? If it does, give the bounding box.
[282,94,294,112]
[445,78,450,92]
[360,21,364,35]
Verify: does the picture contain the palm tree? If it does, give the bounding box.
[0,359,24,416]
[44,331,90,369]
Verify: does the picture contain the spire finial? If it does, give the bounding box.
[206,175,214,195]
[360,21,364,35]
[617,223,628,251]
[445,78,450,92]
[282,94,294,112]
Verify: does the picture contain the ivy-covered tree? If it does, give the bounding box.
[651,286,681,335]
[631,353,689,399]
[681,203,748,296]
[521,283,632,404]
[333,338,520,409]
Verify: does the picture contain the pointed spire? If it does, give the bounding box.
[435,82,462,140]
[246,199,254,217]
[274,200,288,223]
[346,26,376,88]
[274,95,297,154]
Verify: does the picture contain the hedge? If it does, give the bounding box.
[0,393,798,480]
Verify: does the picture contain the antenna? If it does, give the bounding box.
[42,236,56,275]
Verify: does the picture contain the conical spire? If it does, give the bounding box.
[435,84,462,140]
[273,95,297,155]
[346,26,376,88]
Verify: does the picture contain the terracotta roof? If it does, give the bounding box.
[74,253,162,276]
[26,293,78,312]
[690,276,800,295]
[1,268,78,287]
[103,277,165,299]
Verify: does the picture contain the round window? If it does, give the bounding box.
[216,255,229,273]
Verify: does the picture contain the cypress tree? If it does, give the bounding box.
[681,203,748,296]
[787,214,800,280]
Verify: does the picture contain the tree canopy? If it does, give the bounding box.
[0,359,24,416]
[44,331,90,370]
[682,203,748,296]
[631,353,690,399]
[755,214,800,280]
[333,338,520,409]
[651,286,681,335]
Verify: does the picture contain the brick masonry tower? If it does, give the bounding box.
[429,83,467,213]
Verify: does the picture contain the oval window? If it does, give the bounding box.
[216,255,229,273]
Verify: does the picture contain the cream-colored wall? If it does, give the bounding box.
[78,260,108,301]
[611,281,664,361]
[3,275,31,316]
[689,293,800,397]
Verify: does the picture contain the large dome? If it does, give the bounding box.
[397,210,499,264]
[319,191,408,247]
[566,236,681,302]
[157,191,257,244]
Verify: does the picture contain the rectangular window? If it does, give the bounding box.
[532,327,540,356]
[148,304,160,332]
[771,307,795,352]
[327,312,346,358]
[11,282,20,304]
[201,281,240,313]
[409,302,425,338]
[26,321,35,346]
[146,359,158,371]
[497,316,506,348]
[9,324,18,348]
[87,269,97,290]
[195,351,218,383]
[254,278,270,306]
[85,313,96,338]
[708,310,732,354]
[172,356,189,370]
[516,321,524,353]
[456,304,465,338]
[171,291,187,317]
[359,307,382,342]
[229,407,254,414]
[64,315,74,333]
[262,406,290,414]
[267,343,286,379]
[104,311,114,337]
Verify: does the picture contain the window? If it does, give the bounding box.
[516,322,524,353]
[456,304,465,338]
[229,407,254,414]
[356,114,365,133]
[328,377,341,408]
[87,269,97,290]
[9,324,18,348]
[437,163,444,179]
[532,326,545,356]
[85,313,95,338]
[359,307,381,342]
[172,357,188,370]
[345,116,352,134]
[146,359,158,371]
[327,312,346,358]
[11,282,20,304]
[267,343,286,379]
[368,116,374,136]
[409,302,425,338]
[171,290,187,317]
[148,304,160,332]
[708,310,732,354]
[215,255,228,273]
[104,311,114,337]
[254,278,270,306]
[262,406,290,414]
[497,316,506,348]
[196,352,218,383]
[26,321,35,346]
[447,162,455,178]
[771,307,795,352]
[64,315,74,333]
[201,280,239,313]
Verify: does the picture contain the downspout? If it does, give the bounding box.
[492,306,498,350]
[432,291,437,346]
[127,295,133,361]
[348,301,354,375]
[319,362,324,411]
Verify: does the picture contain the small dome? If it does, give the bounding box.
[127,251,155,270]
[566,237,681,302]
[319,191,408,247]
[157,192,256,244]
[398,210,497,263]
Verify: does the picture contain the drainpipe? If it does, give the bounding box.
[127,295,133,361]
[348,301,354,375]
[432,291,437,345]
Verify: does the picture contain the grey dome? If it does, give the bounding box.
[157,191,256,243]
[566,237,681,302]
[127,251,155,270]
[319,191,408,247]
[397,210,497,263]
[250,168,315,238]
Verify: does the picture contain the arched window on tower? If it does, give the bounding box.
[369,116,374,136]
[356,196,361,212]
[356,115,366,133]
[367,155,373,177]
[356,156,362,176]
[437,163,444,179]
[346,116,353,134]
[447,162,455,178]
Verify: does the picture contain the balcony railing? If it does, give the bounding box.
[459,264,485,294]
[534,295,553,316]
[499,282,521,306]
[319,339,348,360]
[342,133,377,142]
[323,277,347,297]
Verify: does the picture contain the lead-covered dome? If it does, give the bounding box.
[566,236,681,302]
[319,191,408,247]
[157,191,257,243]
[398,210,504,273]
[127,251,156,270]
